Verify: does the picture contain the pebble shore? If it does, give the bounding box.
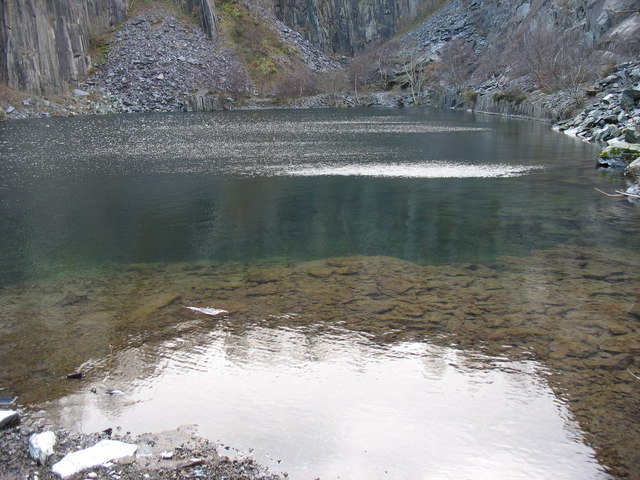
[1,412,283,480]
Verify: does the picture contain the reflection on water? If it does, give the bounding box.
[273,161,542,178]
[50,327,608,480]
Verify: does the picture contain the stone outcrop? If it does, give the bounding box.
[173,0,218,37]
[405,0,640,61]
[274,0,433,53]
[184,93,226,111]
[0,0,128,95]
[555,61,640,144]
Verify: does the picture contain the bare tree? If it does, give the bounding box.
[403,56,437,104]
[519,24,595,95]
[439,37,476,89]
[275,64,317,98]
[374,39,401,89]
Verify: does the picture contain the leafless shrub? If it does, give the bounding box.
[227,63,250,95]
[274,64,318,98]
[518,24,596,94]
[316,70,349,94]
[347,39,404,93]
[400,56,442,104]
[439,37,477,89]
[373,39,402,89]
[347,49,375,95]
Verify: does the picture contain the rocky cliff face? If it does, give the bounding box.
[0,0,218,95]
[173,0,218,37]
[274,0,434,53]
[405,0,640,65]
[0,0,129,95]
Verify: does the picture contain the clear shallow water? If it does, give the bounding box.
[51,326,607,480]
[1,107,639,478]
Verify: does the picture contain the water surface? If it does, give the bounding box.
[1,108,638,479]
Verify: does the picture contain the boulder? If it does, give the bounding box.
[597,145,640,169]
[0,410,20,429]
[625,158,640,182]
[593,124,620,141]
[52,440,137,478]
[596,156,628,170]
[623,88,640,101]
[29,431,57,464]
[624,127,640,143]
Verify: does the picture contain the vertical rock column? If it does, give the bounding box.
[274,0,427,53]
[171,0,218,38]
[199,0,218,39]
[0,0,128,95]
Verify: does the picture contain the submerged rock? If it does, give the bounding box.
[595,353,635,371]
[185,306,229,316]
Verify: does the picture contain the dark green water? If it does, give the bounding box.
[1,107,635,285]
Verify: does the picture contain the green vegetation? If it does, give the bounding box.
[218,0,306,92]
[598,147,640,161]
[492,89,526,104]
[88,33,111,65]
[513,93,527,105]
[461,88,478,103]
[601,60,617,78]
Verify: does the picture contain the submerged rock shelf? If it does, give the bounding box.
[1,246,639,477]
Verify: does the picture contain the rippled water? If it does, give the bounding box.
[1,108,639,479]
[2,107,629,284]
[51,327,606,480]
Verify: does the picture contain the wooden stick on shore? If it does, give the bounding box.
[594,187,640,199]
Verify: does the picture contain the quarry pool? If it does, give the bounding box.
[1,108,639,478]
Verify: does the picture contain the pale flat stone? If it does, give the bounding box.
[185,306,228,316]
[0,410,20,429]
[52,440,137,478]
[29,431,57,464]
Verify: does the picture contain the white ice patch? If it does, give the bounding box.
[51,440,137,478]
[275,162,542,178]
[185,306,228,316]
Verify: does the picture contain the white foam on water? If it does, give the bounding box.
[272,162,543,178]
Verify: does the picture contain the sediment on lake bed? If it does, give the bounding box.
[1,246,639,478]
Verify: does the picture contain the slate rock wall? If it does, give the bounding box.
[274,0,433,53]
[0,0,218,95]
